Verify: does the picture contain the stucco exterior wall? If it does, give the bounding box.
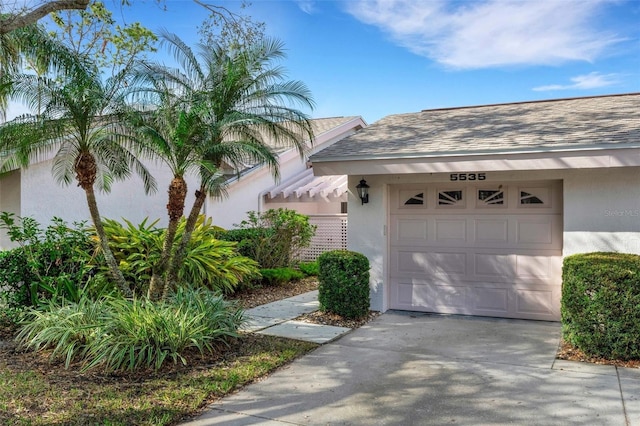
[563,168,640,255]
[347,167,640,313]
[13,158,198,229]
[206,150,309,229]
[0,170,21,249]
[347,175,388,312]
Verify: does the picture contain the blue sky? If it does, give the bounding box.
[9,0,640,124]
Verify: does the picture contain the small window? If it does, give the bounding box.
[438,190,464,206]
[520,191,544,205]
[404,193,424,205]
[341,202,348,213]
[478,189,504,205]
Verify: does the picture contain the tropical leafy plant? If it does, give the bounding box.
[101,216,259,296]
[100,217,163,294]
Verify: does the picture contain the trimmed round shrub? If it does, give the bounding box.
[562,252,640,360]
[318,250,370,319]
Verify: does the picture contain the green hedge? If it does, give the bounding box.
[318,250,370,319]
[259,268,304,286]
[562,252,640,360]
[298,261,319,277]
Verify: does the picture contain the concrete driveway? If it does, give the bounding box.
[183,312,640,425]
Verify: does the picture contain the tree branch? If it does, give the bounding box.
[0,0,91,34]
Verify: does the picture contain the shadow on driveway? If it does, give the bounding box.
[183,312,638,425]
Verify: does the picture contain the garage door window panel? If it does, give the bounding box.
[518,186,551,208]
[477,187,506,208]
[399,189,427,209]
[437,189,465,208]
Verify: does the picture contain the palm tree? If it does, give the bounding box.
[0,20,76,120]
[124,87,225,300]
[132,31,315,300]
[0,48,156,298]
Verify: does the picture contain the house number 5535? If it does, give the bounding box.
[450,173,486,181]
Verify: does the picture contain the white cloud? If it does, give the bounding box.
[296,1,317,14]
[532,72,621,91]
[343,0,622,69]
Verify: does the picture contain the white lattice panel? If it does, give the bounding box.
[297,214,348,261]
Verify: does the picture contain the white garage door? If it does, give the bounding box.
[389,180,562,321]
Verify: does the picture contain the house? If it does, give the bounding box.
[0,116,366,249]
[207,116,365,229]
[310,93,640,321]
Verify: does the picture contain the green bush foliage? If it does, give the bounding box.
[318,250,370,319]
[16,288,244,371]
[102,216,259,295]
[562,252,640,360]
[0,213,94,307]
[298,261,319,277]
[0,248,33,309]
[219,209,316,269]
[259,267,304,286]
[219,227,269,259]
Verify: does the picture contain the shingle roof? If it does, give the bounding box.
[311,94,640,162]
[223,116,362,178]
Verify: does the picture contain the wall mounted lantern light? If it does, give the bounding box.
[356,178,370,205]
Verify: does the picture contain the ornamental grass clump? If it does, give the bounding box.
[16,288,244,372]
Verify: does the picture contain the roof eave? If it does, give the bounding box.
[312,145,640,176]
[310,143,640,164]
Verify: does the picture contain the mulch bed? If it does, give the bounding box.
[556,339,640,369]
[297,310,381,329]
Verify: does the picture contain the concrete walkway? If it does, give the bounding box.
[183,295,640,425]
[241,290,352,344]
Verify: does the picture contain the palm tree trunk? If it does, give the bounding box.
[75,151,131,298]
[148,176,187,301]
[84,184,133,298]
[163,184,206,300]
